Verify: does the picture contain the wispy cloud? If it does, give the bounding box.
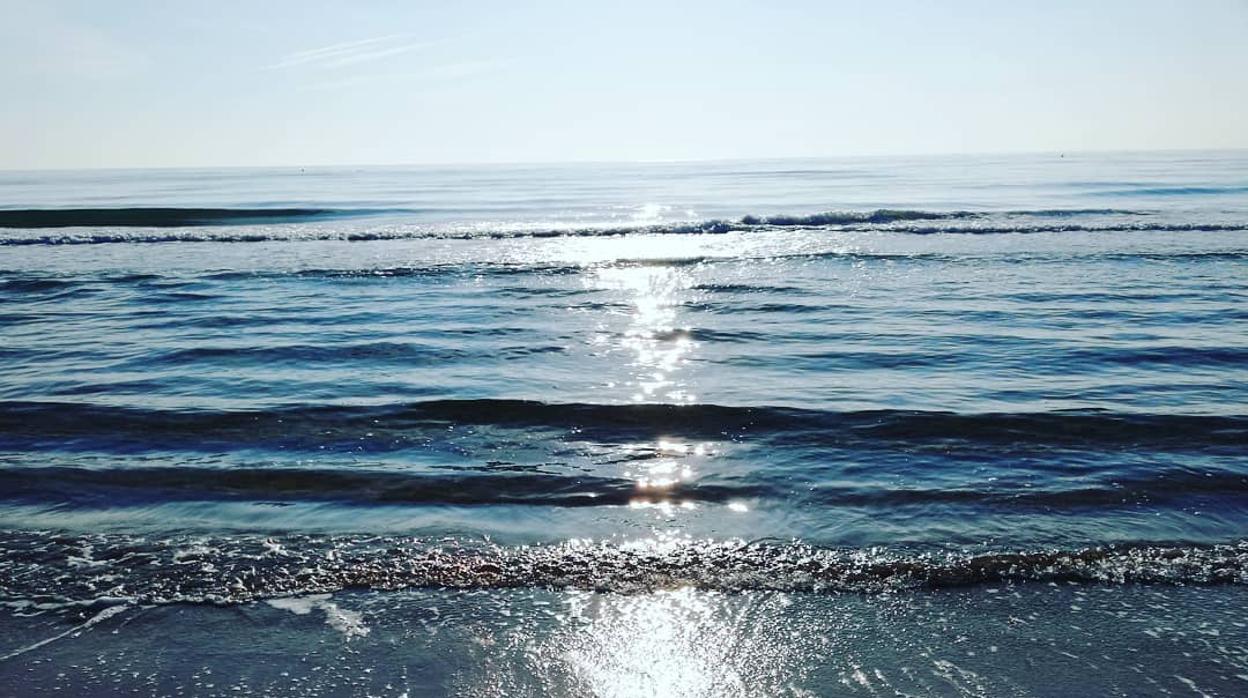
[266,34,433,71]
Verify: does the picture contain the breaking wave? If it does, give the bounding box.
[3,207,1237,245]
[0,531,1244,605]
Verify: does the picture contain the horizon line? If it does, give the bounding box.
[3,146,1246,175]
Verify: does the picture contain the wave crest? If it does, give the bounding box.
[1,531,1244,604]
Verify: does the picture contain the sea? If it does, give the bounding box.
[0,150,1246,696]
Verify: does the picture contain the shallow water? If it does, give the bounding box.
[1,151,1246,695]
[4,586,1248,697]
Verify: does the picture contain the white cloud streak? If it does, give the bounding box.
[266,34,432,70]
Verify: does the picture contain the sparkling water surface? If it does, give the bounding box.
[1,151,1246,695]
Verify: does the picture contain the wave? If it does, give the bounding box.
[2,221,1243,246]
[4,246,1246,299]
[0,207,405,228]
[3,207,1236,244]
[0,466,749,507]
[129,342,476,368]
[738,209,979,225]
[739,209,1142,224]
[1003,208,1149,217]
[0,531,1244,603]
[0,206,987,231]
[0,400,1243,451]
[1092,185,1248,197]
[0,463,1242,510]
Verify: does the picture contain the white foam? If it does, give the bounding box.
[265,594,368,639]
[265,594,331,616]
[321,602,370,639]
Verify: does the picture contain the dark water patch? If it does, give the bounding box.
[715,350,949,370]
[1090,185,1248,197]
[739,209,980,226]
[871,223,1248,235]
[0,312,50,325]
[42,379,179,398]
[807,471,1248,508]
[1002,290,1221,304]
[129,313,303,330]
[0,463,1242,511]
[0,232,280,245]
[1070,345,1248,368]
[0,207,405,228]
[0,466,749,508]
[0,531,1244,604]
[683,300,837,315]
[789,349,948,369]
[1097,251,1248,262]
[0,400,1243,452]
[202,264,591,282]
[0,277,83,294]
[493,286,602,299]
[0,348,37,361]
[500,344,568,357]
[131,342,471,368]
[141,291,221,304]
[691,283,811,295]
[101,272,166,284]
[701,342,1239,374]
[1004,208,1150,217]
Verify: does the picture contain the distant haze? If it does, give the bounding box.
[2,0,1245,169]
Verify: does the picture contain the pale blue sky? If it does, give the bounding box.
[2,0,1245,169]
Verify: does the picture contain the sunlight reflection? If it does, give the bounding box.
[592,264,698,404]
[563,589,723,697]
[586,254,722,522]
[557,586,793,697]
[617,438,716,517]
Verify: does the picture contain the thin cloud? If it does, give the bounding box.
[266,34,432,70]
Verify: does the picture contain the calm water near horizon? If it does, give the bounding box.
[1,150,1247,696]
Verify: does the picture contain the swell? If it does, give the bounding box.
[0,531,1244,603]
[2,222,1242,246]
[0,466,748,507]
[131,342,476,367]
[738,209,979,225]
[0,465,1243,509]
[0,206,981,231]
[1090,185,1248,197]
[0,400,1243,450]
[4,247,1247,298]
[3,209,1240,245]
[710,345,1248,371]
[0,207,404,228]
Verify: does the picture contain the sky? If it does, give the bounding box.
[1,0,1246,169]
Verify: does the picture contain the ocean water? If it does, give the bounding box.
[1,151,1246,696]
